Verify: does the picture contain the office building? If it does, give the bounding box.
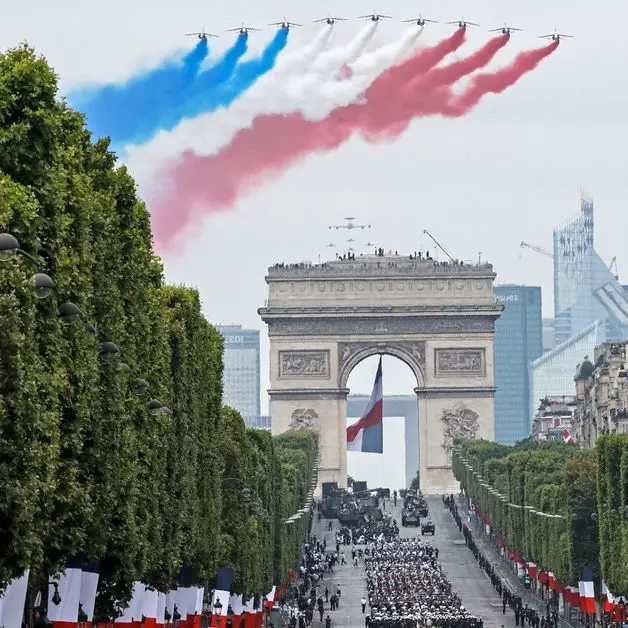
[542,319,555,352]
[347,395,418,488]
[217,325,261,425]
[531,195,628,407]
[493,286,543,444]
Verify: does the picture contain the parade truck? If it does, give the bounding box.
[421,520,436,535]
[401,509,421,527]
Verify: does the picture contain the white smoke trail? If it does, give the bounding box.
[310,22,378,72]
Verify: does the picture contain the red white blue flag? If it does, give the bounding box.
[347,357,383,453]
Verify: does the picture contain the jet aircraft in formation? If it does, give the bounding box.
[314,13,347,25]
[187,16,573,39]
[489,22,523,35]
[539,29,574,41]
[402,15,438,26]
[186,28,219,40]
[358,12,392,21]
[328,217,372,231]
[269,17,302,29]
[226,22,261,34]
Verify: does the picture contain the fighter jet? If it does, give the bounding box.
[446,18,479,29]
[402,15,438,26]
[226,23,261,34]
[489,22,522,35]
[358,13,392,22]
[314,13,347,25]
[539,29,573,41]
[269,18,302,29]
[186,28,219,40]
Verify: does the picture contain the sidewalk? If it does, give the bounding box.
[456,498,578,628]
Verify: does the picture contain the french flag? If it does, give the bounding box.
[347,357,383,453]
[563,430,575,443]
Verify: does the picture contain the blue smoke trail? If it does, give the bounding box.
[189,28,289,115]
[69,39,209,146]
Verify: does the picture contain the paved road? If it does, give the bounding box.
[309,497,518,628]
[404,497,517,628]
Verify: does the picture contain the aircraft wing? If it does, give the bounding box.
[289,22,302,26]
[557,33,573,37]
[248,27,262,31]
[488,27,501,32]
[357,14,375,18]
[185,32,201,36]
[333,17,347,20]
[226,27,242,31]
[467,21,480,26]
[380,14,392,18]
[538,34,554,38]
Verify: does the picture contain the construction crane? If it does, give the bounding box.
[520,241,552,258]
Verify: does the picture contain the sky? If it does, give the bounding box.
[3,0,628,405]
[346,415,406,490]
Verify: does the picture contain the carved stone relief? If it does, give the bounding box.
[289,408,319,431]
[279,350,330,378]
[440,403,479,460]
[267,316,494,337]
[435,349,485,376]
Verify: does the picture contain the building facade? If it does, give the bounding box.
[573,342,628,446]
[217,325,261,425]
[493,286,543,444]
[347,394,418,488]
[532,395,576,441]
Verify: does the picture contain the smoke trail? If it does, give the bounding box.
[310,22,378,73]
[150,33,468,248]
[150,37,557,251]
[445,40,560,115]
[355,33,510,139]
[70,39,210,146]
[197,28,290,112]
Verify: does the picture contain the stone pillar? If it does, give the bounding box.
[269,388,349,489]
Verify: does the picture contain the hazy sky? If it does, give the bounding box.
[3,0,628,402]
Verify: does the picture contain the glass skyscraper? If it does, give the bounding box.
[531,195,628,409]
[217,325,261,425]
[493,286,543,444]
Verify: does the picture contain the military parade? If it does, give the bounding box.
[273,483,494,628]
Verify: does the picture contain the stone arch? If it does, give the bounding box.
[338,341,426,390]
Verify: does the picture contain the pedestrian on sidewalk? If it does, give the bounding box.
[325,615,331,628]
[336,586,341,599]
[340,552,346,564]
[324,587,329,602]
[361,597,367,613]
[353,557,358,567]
[328,520,332,531]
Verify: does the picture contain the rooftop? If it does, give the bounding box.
[267,253,494,279]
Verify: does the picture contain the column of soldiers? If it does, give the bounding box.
[443,496,559,628]
[364,538,484,628]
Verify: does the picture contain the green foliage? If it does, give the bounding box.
[0,43,317,618]
[597,434,628,596]
[453,439,598,586]
[409,470,420,491]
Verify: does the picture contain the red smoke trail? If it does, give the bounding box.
[152,37,555,250]
[444,39,560,116]
[352,33,509,140]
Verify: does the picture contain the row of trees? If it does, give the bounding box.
[0,44,316,618]
[452,438,598,587]
[596,434,628,596]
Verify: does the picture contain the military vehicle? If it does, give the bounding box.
[401,509,420,527]
[421,520,435,535]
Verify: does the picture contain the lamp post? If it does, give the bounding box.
[0,232,54,298]
[213,598,223,628]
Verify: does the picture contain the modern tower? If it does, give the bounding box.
[493,286,543,443]
[217,325,261,425]
[531,195,628,407]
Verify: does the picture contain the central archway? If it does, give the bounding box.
[346,354,419,490]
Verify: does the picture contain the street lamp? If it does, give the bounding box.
[0,232,54,299]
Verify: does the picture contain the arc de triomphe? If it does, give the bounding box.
[258,255,503,494]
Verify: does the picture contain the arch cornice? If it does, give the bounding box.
[338,341,426,389]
